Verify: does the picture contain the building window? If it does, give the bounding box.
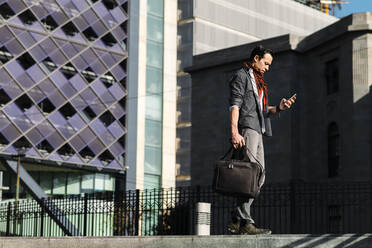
[41,57,57,73]
[82,106,96,121]
[121,1,128,13]
[87,0,99,5]
[99,110,115,126]
[328,122,340,178]
[18,9,37,26]
[79,146,95,162]
[82,27,98,42]
[17,52,36,70]
[60,63,77,79]
[100,72,115,87]
[0,132,9,146]
[120,21,127,34]
[59,102,76,119]
[41,15,59,31]
[38,98,56,114]
[98,150,114,165]
[102,0,118,10]
[0,89,11,105]
[0,3,15,20]
[15,94,34,111]
[37,139,54,156]
[0,46,13,64]
[57,143,74,160]
[119,114,125,127]
[61,22,79,37]
[13,136,32,151]
[81,67,97,83]
[101,33,117,47]
[325,59,339,95]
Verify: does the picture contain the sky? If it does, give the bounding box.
[334,0,372,18]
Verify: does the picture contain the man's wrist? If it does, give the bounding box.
[231,126,239,135]
[276,105,282,113]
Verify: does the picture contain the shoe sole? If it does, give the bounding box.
[240,231,272,235]
[227,227,240,234]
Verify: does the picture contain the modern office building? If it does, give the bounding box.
[0,0,177,197]
[0,0,130,198]
[126,0,177,191]
[176,0,337,186]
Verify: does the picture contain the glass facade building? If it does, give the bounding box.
[144,0,163,189]
[126,0,176,191]
[0,0,128,196]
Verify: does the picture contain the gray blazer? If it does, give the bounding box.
[229,67,272,137]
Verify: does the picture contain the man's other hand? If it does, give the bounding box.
[232,132,245,149]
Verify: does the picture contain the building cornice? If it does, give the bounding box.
[186,12,372,73]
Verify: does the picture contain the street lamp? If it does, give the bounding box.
[15,147,26,203]
[12,147,26,234]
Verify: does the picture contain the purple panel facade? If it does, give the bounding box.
[16,72,35,89]
[0,0,128,171]
[27,64,45,83]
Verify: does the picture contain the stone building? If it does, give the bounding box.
[176,0,337,186]
[188,12,372,186]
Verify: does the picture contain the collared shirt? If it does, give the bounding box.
[230,68,266,134]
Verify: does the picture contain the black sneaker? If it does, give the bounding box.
[227,220,240,234]
[239,223,271,235]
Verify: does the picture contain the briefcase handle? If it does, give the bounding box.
[220,143,245,160]
[221,142,265,174]
[220,146,234,160]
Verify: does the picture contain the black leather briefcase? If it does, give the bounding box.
[214,147,261,198]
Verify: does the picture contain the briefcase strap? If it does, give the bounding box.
[220,146,234,160]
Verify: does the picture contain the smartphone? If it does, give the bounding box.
[289,93,297,100]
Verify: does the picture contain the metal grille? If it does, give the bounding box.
[0,182,371,236]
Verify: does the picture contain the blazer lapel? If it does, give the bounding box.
[245,67,263,114]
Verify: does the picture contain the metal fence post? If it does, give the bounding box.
[6,201,11,236]
[83,194,88,236]
[135,189,140,236]
[196,185,201,203]
[290,180,296,234]
[40,198,45,237]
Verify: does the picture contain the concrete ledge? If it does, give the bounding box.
[1,234,372,248]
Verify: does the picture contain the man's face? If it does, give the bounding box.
[252,53,273,74]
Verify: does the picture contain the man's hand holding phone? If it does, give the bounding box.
[279,93,296,111]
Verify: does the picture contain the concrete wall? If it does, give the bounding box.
[296,13,372,182]
[162,0,178,189]
[3,235,372,248]
[126,0,147,190]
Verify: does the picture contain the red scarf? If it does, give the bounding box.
[243,62,268,110]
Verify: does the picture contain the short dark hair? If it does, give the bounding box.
[249,45,274,62]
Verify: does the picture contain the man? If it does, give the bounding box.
[228,45,296,235]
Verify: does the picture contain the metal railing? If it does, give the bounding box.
[293,0,321,10]
[0,181,371,236]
